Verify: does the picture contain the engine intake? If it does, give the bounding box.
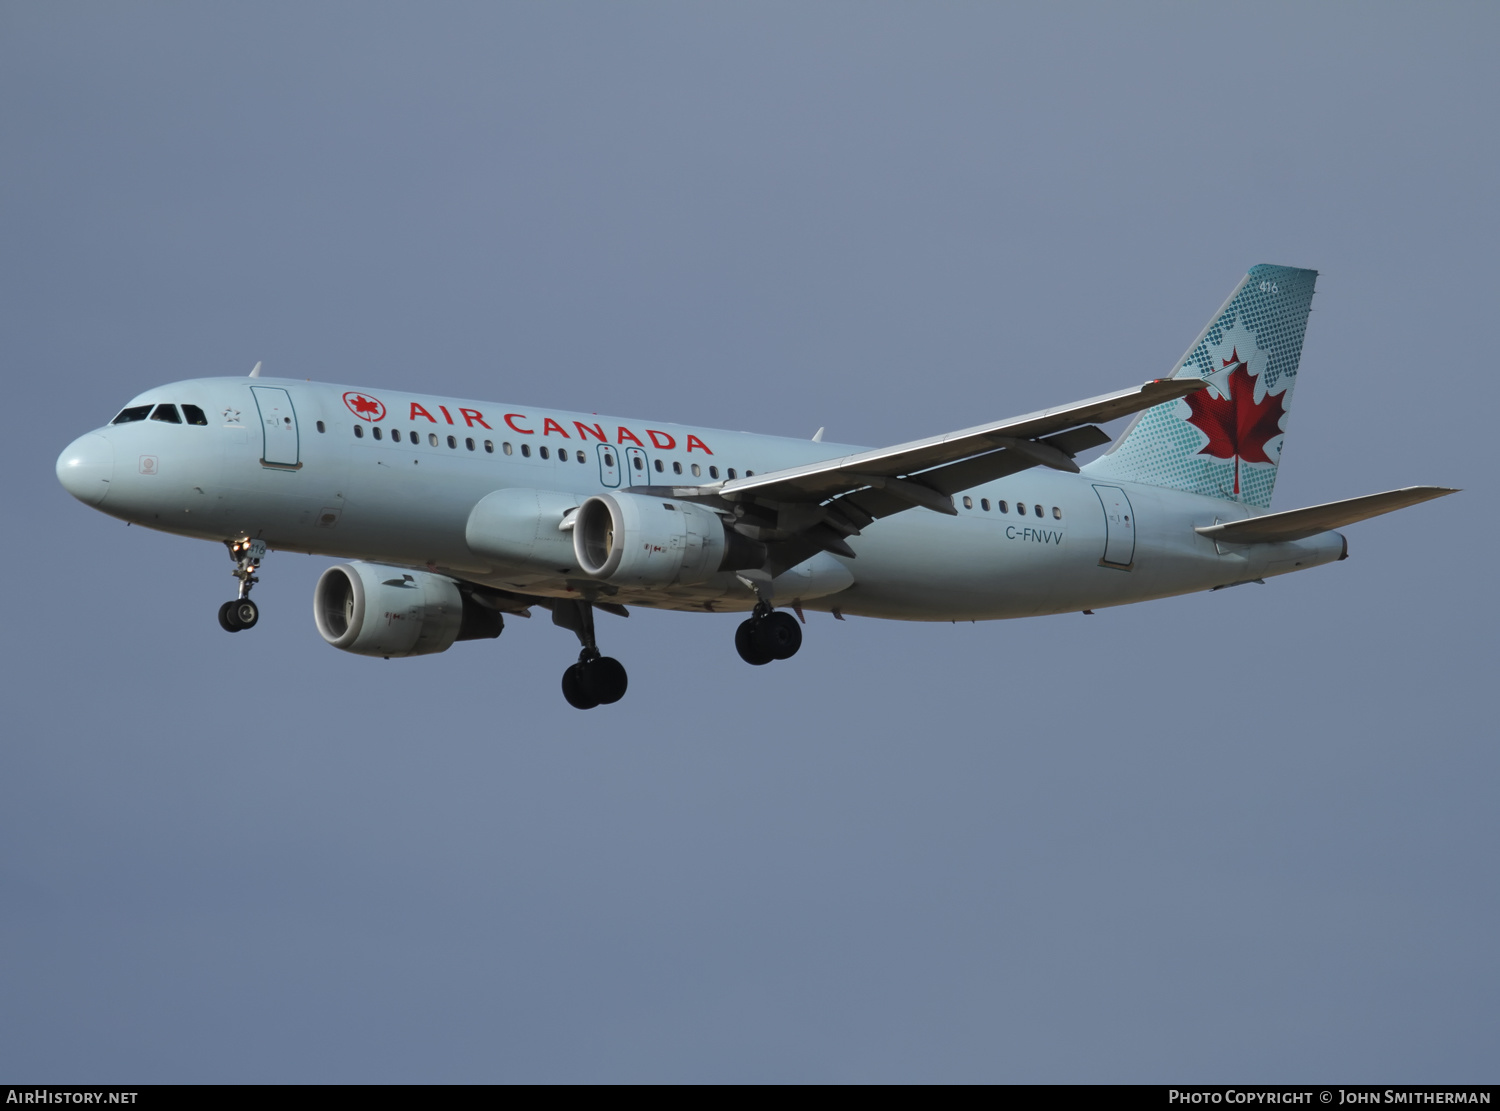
[313,562,502,658]
[573,492,764,586]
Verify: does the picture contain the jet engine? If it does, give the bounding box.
[573,492,764,586]
[313,562,502,658]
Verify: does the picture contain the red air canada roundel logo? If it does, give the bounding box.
[343,392,386,422]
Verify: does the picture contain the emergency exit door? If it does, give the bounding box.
[251,386,301,469]
[597,443,621,487]
[623,446,650,486]
[1093,484,1135,568]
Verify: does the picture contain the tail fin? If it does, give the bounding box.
[1084,264,1317,509]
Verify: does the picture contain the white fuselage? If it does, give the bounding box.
[59,376,1344,620]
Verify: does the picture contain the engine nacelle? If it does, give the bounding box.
[465,487,581,574]
[573,492,762,586]
[313,562,502,658]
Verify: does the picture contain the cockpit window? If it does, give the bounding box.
[181,404,208,426]
[112,405,152,424]
[150,404,182,424]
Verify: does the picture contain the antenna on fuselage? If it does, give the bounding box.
[811,427,824,442]
[248,361,262,378]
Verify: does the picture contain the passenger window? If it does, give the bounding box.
[962,496,972,509]
[540,445,550,460]
[981,499,990,511]
[428,433,439,447]
[446,435,456,449]
[707,466,717,479]
[150,404,182,424]
[673,461,683,475]
[1017,503,1027,515]
[485,440,494,453]
[745,470,754,477]
[654,459,664,472]
[183,405,209,426]
[1034,504,1043,517]
[603,452,614,467]
[466,437,475,451]
[373,426,383,440]
[727,468,737,479]
[388,429,399,443]
[354,424,364,438]
[503,442,512,455]
[577,452,586,464]
[632,457,643,471]
[521,443,531,458]
[1052,506,1062,520]
[111,405,153,424]
[691,463,701,477]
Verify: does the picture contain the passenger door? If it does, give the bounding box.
[1093,484,1135,569]
[251,386,301,469]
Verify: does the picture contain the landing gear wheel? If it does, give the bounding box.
[562,663,600,709]
[735,619,774,665]
[219,599,259,632]
[583,656,629,705]
[756,611,802,660]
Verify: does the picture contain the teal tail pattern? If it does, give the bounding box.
[1084,264,1317,509]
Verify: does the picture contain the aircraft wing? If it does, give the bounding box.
[644,377,1205,564]
[716,377,1203,507]
[1194,486,1458,545]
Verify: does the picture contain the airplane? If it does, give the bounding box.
[56,264,1455,708]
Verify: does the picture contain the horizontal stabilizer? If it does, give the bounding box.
[1195,486,1457,544]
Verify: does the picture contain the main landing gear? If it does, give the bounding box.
[735,604,802,666]
[218,538,266,633]
[553,600,628,709]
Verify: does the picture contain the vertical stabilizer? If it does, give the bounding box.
[1084,264,1317,509]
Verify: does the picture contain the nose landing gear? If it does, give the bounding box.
[218,538,266,633]
[553,599,629,709]
[735,604,802,666]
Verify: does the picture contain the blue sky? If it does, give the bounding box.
[2,2,1494,1082]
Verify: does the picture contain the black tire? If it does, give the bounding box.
[583,656,629,705]
[735,619,774,665]
[562,663,599,709]
[754,611,802,660]
[231,599,259,630]
[218,601,241,633]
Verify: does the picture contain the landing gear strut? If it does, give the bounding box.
[218,538,266,633]
[553,600,629,709]
[735,603,802,666]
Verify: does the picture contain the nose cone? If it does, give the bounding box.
[57,433,115,506]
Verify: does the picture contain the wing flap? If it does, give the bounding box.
[1195,487,1458,544]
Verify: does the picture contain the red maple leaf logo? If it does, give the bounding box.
[343,392,385,421]
[1182,349,1287,496]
